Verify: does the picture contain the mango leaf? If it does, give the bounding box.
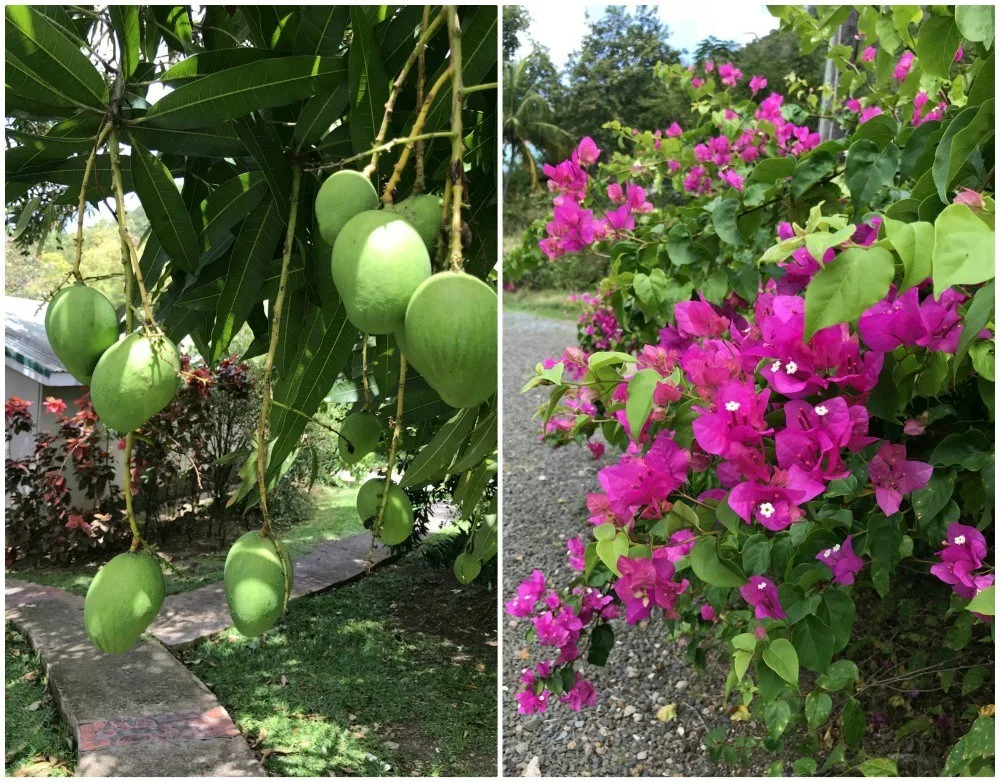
[234,116,292,217]
[450,406,497,473]
[211,196,284,363]
[401,407,479,488]
[128,123,245,158]
[294,85,350,150]
[804,247,895,339]
[128,136,201,273]
[5,5,108,109]
[296,7,350,56]
[159,48,280,85]
[143,56,346,129]
[197,172,268,254]
[932,204,995,296]
[109,5,140,78]
[348,8,390,155]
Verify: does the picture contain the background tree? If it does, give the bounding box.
[503,5,530,62]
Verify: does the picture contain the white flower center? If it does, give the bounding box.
[756,581,767,590]
[770,360,782,373]
[815,405,828,416]
[954,535,966,545]
[832,544,841,552]
[725,400,741,412]
[758,502,776,518]
[822,549,832,558]
[785,361,798,374]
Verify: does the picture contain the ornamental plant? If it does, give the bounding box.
[507,5,994,774]
[7,5,498,653]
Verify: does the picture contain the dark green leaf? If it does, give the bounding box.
[348,8,390,155]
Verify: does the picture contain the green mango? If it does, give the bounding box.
[338,412,382,464]
[401,272,497,409]
[331,210,431,334]
[44,284,119,384]
[90,332,181,432]
[315,169,379,246]
[387,193,442,251]
[356,478,413,545]
[84,551,165,654]
[224,531,293,638]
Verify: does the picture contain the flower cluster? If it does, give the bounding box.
[930,523,993,605]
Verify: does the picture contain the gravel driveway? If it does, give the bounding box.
[502,310,737,777]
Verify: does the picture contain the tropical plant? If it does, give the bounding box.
[508,4,994,774]
[5,4,498,602]
[503,54,573,195]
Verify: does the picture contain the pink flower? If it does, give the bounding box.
[572,136,601,167]
[728,465,826,531]
[954,46,964,62]
[893,50,915,81]
[43,397,67,415]
[777,222,795,241]
[861,46,877,63]
[931,523,992,599]
[567,537,586,571]
[845,98,862,113]
[699,604,717,622]
[867,441,933,516]
[739,576,786,620]
[719,168,744,191]
[749,75,767,95]
[718,62,743,87]
[691,77,704,89]
[606,181,625,204]
[704,61,715,73]
[660,530,696,564]
[560,673,598,711]
[665,122,683,138]
[586,440,606,460]
[954,188,986,211]
[613,553,690,624]
[505,570,547,617]
[816,536,865,585]
[859,106,883,124]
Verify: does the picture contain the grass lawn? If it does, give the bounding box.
[7,485,364,597]
[4,624,75,777]
[503,289,581,321]
[180,554,497,777]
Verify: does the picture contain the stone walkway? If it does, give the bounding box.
[5,532,394,777]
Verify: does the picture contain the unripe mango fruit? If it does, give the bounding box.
[356,478,414,545]
[338,412,382,464]
[224,531,293,638]
[402,272,497,409]
[315,170,379,246]
[331,210,431,334]
[387,194,442,251]
[84,551,165,654]
[44,285,119,384]
[89,332,181,432]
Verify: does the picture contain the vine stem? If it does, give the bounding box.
[255,165,302,538]
[381,66,455,205]
[270,399,350,442]
[445,6,465,272]
[368,356,408,573]
[361,335,372,410]
[413,5,430,194]
[72,121,112,283]
[108,127,158,330]
[363,6,446,179]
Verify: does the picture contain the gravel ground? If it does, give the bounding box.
[502,311,743,777]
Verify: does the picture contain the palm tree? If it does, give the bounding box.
[503,54,573,198]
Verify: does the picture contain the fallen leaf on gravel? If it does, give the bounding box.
[516,648,530,660]
[730,705,750,722]
[656,704,677,722]
[19,671,38,682]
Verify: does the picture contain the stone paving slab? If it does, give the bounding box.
[5,590,262,777]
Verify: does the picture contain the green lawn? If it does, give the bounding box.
[503,289,581,321]
[7,485,365,597]
[180,555,497,777]
[4,624,75,777]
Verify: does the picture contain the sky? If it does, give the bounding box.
[514,4,779,68]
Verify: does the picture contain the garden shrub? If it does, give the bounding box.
[508,5,994,775]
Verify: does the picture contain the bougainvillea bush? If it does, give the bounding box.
[507,5,994,775]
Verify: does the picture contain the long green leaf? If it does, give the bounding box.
[143,55,346,129]
[267,302,356,482]
[158,48,280,86]
[296,7,349,56]
[109,5,140,78]
[129,135,201,273]
[5,5,108,109]
[197,172,268,253]
[348,8,390,154]
[294,85,349,150]
[128,123,245,158]
[234,117,292,217]
[401,407,480,488]
[211,196,284,363]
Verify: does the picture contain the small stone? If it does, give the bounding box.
[567,741,577,750]
[623,705,637,717]
[522,757,541,777]
[677,726,685,737]
[637,751,648,760]
[674,679,688,692]
[514,742,529,754]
